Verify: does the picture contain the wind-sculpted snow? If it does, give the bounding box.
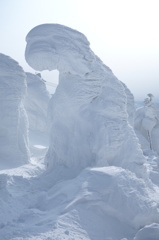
[25,24,146,177]
[24,72,50,133]
[0,53,29,169]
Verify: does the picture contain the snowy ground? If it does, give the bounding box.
[0,134,159,240]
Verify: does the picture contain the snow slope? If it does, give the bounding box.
[0,53,29,169]
[25,24,145,178]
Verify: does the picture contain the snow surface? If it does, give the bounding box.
[0,53,29,169]
[0,155,159,240]
[1,24,159,240]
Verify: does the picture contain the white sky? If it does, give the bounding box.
[0,0,159,100]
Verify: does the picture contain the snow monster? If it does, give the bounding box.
[0,53,29,168]
[25,24,145,177]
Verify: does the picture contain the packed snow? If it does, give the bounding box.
[0,24,159,240]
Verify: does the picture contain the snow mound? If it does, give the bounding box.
[0,53,29,169]
[25,24,146,177]
[24,72,50,134]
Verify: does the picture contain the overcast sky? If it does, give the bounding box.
[0,0,159,100]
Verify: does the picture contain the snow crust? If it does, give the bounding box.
[0,53,29,169]
[25,24,146,177]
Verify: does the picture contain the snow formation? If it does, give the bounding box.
[24,72,50,134]
[135,94,159,155]
[25,24,145,177]
[0,53,29,169]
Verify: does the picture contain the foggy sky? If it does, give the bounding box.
[0,0,159,100]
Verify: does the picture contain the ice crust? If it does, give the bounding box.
[25,24,146,177]
[0,53,29,169]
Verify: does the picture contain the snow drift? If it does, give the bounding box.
[25,24,146,177]
[0,53,29,169]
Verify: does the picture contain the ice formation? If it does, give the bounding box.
[135,94,159,154]
[24,72,50,134]
[25,24,145,177]
[0,53,29,169]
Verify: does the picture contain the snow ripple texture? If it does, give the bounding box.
[25,24,145,177]
[0,53,29,169]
